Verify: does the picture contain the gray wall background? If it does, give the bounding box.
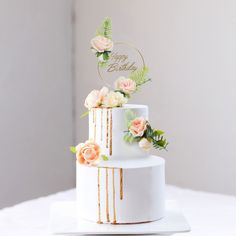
[0,0,75,208]
[75,0,236,196]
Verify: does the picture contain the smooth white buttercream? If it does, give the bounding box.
[89,104,149,160]
[76,156,165,224]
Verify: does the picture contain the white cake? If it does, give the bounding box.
[76,104,165,224]
[74,17,168,225]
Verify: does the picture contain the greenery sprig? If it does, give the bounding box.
[144,125,168,150]
[123,110,168,151]
[96,17,112,39]
[129,66,151,88]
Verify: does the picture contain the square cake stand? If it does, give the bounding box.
[50,200,190,235]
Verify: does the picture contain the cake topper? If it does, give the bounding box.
[97,42,146,87]
[91,18,149,89]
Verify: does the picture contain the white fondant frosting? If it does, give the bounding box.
[89,104,148,160]
[76,156,165,224]
[77,104,166,224]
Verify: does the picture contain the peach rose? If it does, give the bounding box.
[91,35,113,53]
[129,117,147,137]
[139,138,152,151]
[76,140,101,165]
[114,77,136,95]
[84,87,109,109]
[103,91,127,108]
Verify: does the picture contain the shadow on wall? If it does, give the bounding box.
[0,0,75,208]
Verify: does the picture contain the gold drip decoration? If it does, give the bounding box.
[112,168,117,224]
[105,168,110,222]
[109,109,113,156]
[93,109,97,141]
[92,109,95,123]
[106,109,109,148]
[100,109,103,142]
[120,168,123,200]
[97,168,102,224]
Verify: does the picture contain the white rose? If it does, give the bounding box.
[103,91,127,108]
[114,77,136,95]
[84,90,100,109]
[139,138,152,151]
[91,35,113,53]
[99,86,109,99]
[84,87,109,109]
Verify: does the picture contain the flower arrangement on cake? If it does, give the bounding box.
[69,17,170,226]
[124,110,168,152]
[83,66,150,111]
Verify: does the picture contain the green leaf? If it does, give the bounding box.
[70,146,77,154]
[103,51,110,60]
[153,130,165,137]
[101,155,109,161]
[145,125,154,138]
[80,110,89,118]
[96,52,103,57]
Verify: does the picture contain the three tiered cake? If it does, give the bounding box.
[71,18,168,225]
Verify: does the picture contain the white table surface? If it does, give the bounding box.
[0,185,236,236]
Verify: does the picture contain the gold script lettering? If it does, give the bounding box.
[107,62,137,73]
[110,52,128,63]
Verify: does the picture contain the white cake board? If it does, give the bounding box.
[49,200,190,235]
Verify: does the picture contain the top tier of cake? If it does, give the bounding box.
[89,104,148,160]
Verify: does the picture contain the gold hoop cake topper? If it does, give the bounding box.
[98,42,146,87]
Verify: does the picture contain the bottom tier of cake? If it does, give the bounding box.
[76,156,165,224]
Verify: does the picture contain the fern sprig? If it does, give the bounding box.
[96,17,112,39]
[129,66,151,88]
[152,138,169,150]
